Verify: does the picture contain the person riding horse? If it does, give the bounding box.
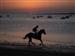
[23,25,46,46]
[32,25,39,36]
[23,29,46,46]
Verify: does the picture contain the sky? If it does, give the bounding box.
[0,0,75,14]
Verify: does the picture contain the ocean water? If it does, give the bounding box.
[0,14,75,45]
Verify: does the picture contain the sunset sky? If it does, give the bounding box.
[0,0,74,14]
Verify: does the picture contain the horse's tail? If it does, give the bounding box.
[23,34,28,39]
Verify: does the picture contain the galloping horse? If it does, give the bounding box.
[23,29,46,46]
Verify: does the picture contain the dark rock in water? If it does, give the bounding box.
[61,17,66,19]
[61,15,71,20]
[36,16,43,19]
[0,15,2,18]
[47,16,52,18]
[33,16,35,19]
[65,16,70,19]
[39,16,43,17]
[37,16,40,18]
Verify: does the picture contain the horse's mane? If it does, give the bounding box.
[39,29,45,31]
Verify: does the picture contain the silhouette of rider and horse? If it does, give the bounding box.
[23,25,46,46]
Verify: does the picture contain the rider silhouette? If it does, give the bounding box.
[32,25,39,36]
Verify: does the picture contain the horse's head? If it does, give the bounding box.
[39,29,46,35]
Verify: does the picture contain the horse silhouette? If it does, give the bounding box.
[23,29,46,46]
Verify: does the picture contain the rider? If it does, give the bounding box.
[32,25,39,36]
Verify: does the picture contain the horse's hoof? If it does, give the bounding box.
[39,44,44,47]
[27,45,31,47]
[32,43,35,46]
[39,44,41,45]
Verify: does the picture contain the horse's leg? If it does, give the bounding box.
[31,41,35,46]
[28,38,32,46]
[39,39,43,46]
[29,38,35,46]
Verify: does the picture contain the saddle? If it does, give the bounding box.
[33,32,38,37]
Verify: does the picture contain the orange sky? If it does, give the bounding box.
[0,0,74,13]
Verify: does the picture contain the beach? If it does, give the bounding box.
[0,14,75,56]
[0,0,75,55]
[0,44,75,56]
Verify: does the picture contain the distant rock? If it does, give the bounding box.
[60,17,66,19]
[33,16,35,19]
[0,15,2,18]
[37,16,40,18]
[65,16,70,19]
[61,15,71,20]
[39,16,43,17]
[47,16,52,18]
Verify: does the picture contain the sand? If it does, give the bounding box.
[0,44,75,56]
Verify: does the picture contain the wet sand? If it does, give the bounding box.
[0,44,75,56]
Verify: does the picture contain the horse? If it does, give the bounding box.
[23,29,46,46]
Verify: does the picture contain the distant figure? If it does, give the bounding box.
[32,25,39,36]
